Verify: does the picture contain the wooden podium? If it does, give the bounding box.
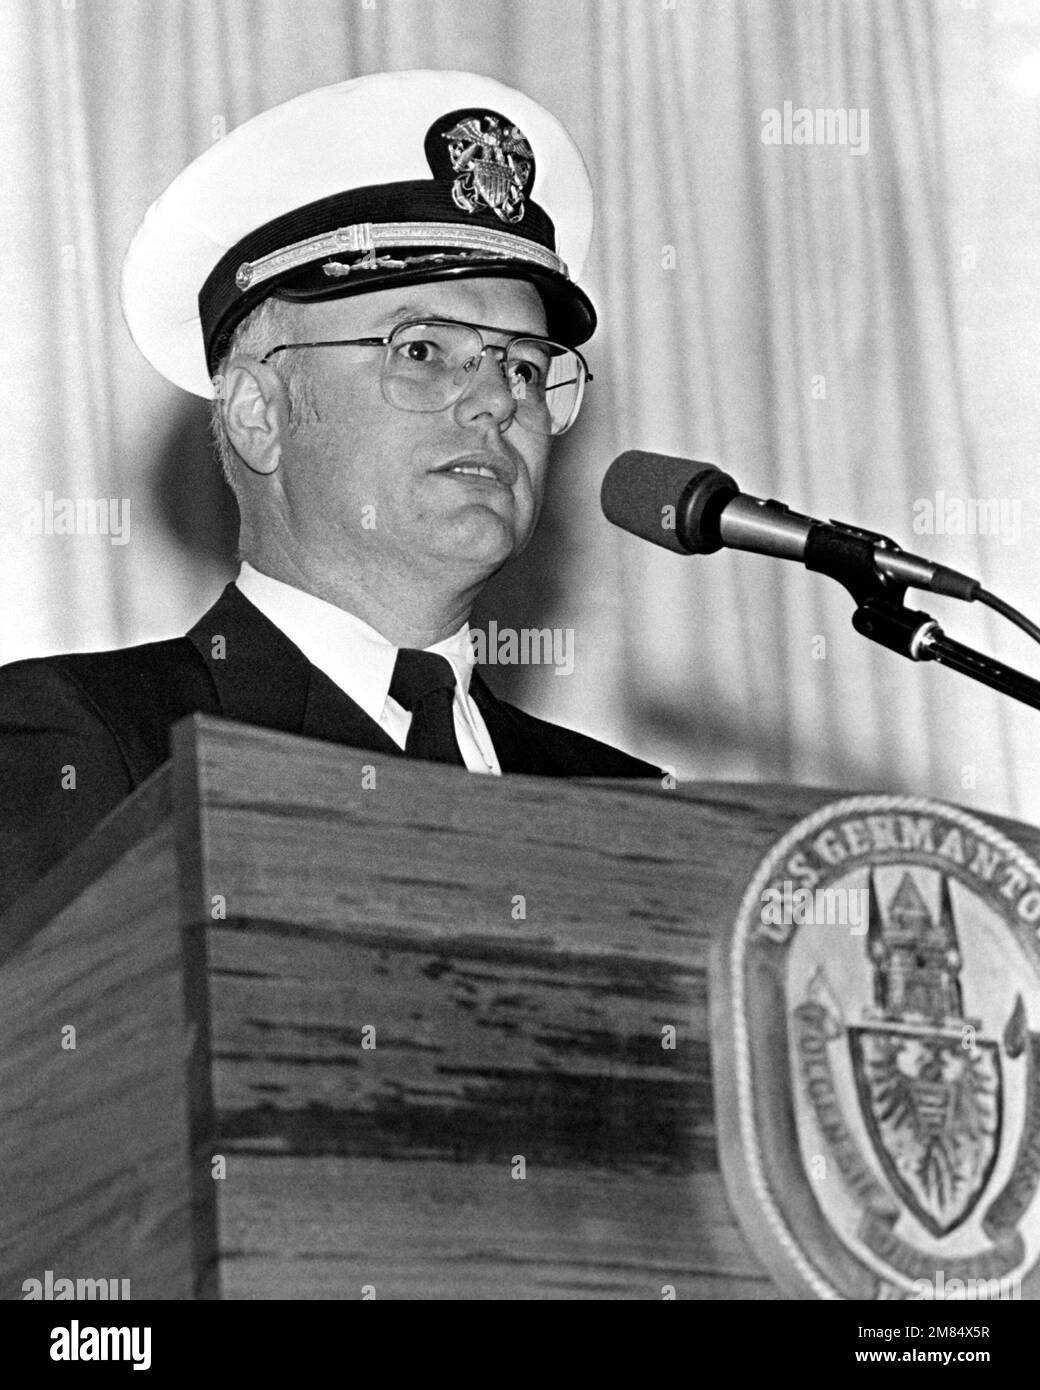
[3,716,1038,1300]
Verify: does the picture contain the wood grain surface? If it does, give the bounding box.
[0,805,204,1300]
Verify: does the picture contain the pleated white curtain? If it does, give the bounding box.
[1,0,1036,821]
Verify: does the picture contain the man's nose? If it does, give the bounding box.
[453,349,518,430]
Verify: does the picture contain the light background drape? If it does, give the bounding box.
[2,0,1038,821]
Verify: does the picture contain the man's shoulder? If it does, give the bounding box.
[3,632,202,683]
[0,632,217,774]
[0,632,220,916]
[0,583,249,733]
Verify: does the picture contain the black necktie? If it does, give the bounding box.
[389,649,466,766]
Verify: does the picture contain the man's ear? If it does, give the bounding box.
[218,357,290,476]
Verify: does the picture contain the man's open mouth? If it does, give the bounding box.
[435,456,517,486]
[447,464,500,480]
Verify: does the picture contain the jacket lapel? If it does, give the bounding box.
[300,663,403,755]
[186,583,402,757]
[469,672,560,776]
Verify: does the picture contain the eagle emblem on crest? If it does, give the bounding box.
[850,872,1005,1237]
[440,114,534,224]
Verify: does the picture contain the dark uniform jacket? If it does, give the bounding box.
[0,583,658,913]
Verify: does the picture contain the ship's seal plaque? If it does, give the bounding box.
[711,794,1040,1300]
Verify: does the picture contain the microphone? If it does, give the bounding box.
[600,450,980,602]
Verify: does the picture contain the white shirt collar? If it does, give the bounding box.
[234,561,477,724]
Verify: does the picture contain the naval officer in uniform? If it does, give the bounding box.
[0,70,658,915]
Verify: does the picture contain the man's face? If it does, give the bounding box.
[268,277,555,592]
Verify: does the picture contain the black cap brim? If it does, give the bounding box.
[270,257,596,348]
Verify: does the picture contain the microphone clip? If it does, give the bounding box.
[804,521,938,662]
[804,519,906,606]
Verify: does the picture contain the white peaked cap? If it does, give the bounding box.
[120,69,596,397]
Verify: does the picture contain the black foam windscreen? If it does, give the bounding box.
[600,451,737,554]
